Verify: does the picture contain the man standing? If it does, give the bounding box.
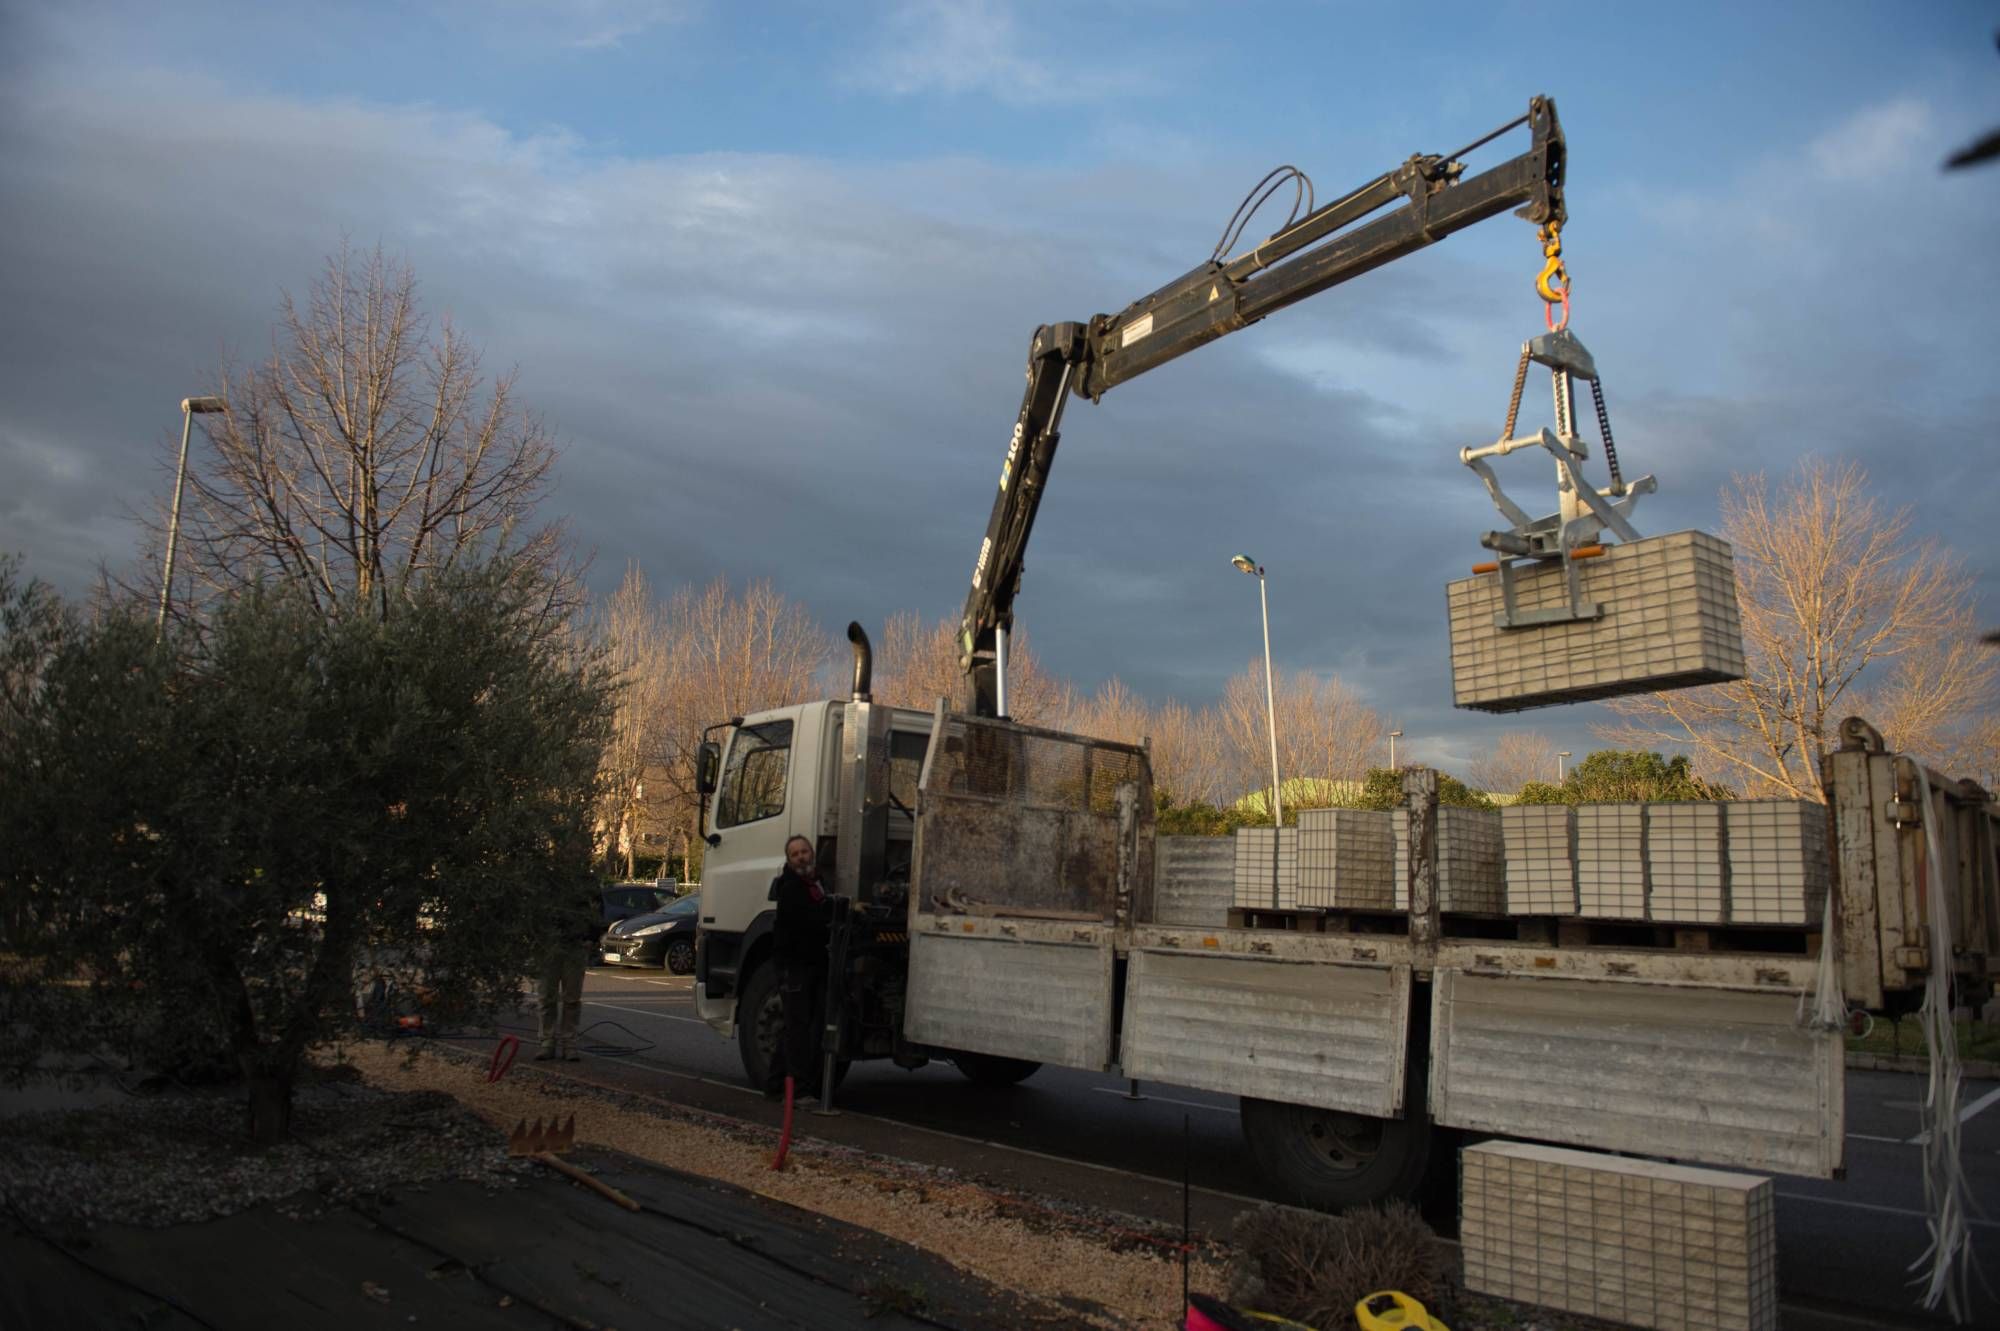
[771,834,833,1097]
[537,875,600,1061]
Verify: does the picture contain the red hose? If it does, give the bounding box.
[486,1035,519,1083]
[771,1075,796,1170]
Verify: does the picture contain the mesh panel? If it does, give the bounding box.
[923,716,1153,819]
[917,716,1155,920]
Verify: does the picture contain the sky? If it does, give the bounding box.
[2,0,1997,776]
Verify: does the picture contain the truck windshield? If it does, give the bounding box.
[714,720,793,829]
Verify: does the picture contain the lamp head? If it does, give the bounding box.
[1230,554,1260,576]
[182,396,228,414]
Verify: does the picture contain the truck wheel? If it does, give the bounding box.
[736,963,785,1093]
[951,1052,1041,1087]
[1238,1097,1432,1212]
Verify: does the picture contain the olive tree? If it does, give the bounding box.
[0,562,613,1144]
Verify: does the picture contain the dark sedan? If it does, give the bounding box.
[599,894,700,973]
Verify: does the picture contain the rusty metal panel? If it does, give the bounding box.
[1155,837,1233,927]
[1431,970,1841,1178]
[904,931,1114,1070]
[1120,949,1409,1116]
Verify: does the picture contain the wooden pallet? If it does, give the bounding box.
[1221,907,1819,956]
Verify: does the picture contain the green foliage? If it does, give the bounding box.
[1511,750,1732,805]
[1349,768,1495,812]
[0,562,614,1141]
[1155,789,1258,836]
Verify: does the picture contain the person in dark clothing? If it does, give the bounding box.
[537,874,602,1061]
[771,834,834,1097]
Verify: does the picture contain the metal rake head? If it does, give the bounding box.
[506,1114,576,1157]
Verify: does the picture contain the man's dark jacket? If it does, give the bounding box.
[771,865,833,968]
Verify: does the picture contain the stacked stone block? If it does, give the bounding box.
[1232,826,1297,911]
[1649,802,1727,924]
[1503,804,1577,915]
[1394,806,1505,913]
[1297,808,1396,909]
[1725,801,1829,925]
[1576,804,1648,920]
[1447,531,1748,713]
[1462,1141,1777,1331]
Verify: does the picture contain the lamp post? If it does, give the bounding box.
[157,395,228,638]
[1558,751,1572,782]
[1231,554,1283,829]
[1388,729,1404,771]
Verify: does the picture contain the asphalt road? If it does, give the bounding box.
[497,967,1998,1329]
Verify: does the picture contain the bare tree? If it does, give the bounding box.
[163,244,569,624]
[651,578,830,865]
[1602,459,1995,799]
[872,611,1073,727]
[1218,661,1385,807]
[593,563,669,877]
[1147,697,1226,807]
[1469,731,1558,795]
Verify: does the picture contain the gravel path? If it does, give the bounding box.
[344,1040,1224,1329]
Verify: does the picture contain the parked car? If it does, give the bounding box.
[600,883,675,930]
[600,894,701,973]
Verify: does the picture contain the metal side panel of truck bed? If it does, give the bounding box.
[1119,946,1409,1116]
[904,915,1115,1069]
[1429,968,1844,1178]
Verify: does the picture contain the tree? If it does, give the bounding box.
[0,565,613,1144]
[593,563,669,877]
[1468,731,1557,795]
[1350,767,1494,812]
[1512,750,1731,805]
[1218,661,1384,808]
[1604,459,1994,800]
[160,244,571,626]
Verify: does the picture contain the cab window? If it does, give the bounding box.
[715,720,793,829]
[888,729,929,815]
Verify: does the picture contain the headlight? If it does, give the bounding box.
[630,922,669,936]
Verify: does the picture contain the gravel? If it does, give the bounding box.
[0,1067,528,1231]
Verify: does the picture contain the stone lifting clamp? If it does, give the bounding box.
[1459,322,1657,631]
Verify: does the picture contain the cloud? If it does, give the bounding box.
[1808,97,1934,182]
[469,0,697,51]
[846,0,1157,104]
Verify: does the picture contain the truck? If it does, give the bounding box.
[690,98,2000,1209]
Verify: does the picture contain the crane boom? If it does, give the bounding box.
[958,97,1567,717]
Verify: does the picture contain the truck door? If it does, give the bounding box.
[702,715,799,938]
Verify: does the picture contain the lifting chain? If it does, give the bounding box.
[1500,347,1532,442]
[1536,221,1570,331]
[1590,377,1624,492]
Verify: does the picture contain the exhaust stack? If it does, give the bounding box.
[847,621,873,701]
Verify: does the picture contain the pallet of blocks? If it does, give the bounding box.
[1725,800,1830,925]
[1648,802,1726,924]
[1462,1141,1777,1331]
[1502,804,1577,915]
[1232,826,1297,911]
[1446,531,1747,713]
[1577,804,1648,920]
[1297,808,1395,909]
[1393,806,1504,912]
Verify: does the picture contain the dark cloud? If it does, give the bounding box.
[1,65,1993,778]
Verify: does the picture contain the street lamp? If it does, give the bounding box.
[1558,751,1573,782]
[157,395,228,638]
[1231,554,1283,829]
[1388,730,1404,771]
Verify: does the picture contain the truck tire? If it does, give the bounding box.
[951,1052,1042,1087]
[736,963,785,1093]
[735,962,852,1094]
[1238,1097,1432,1212]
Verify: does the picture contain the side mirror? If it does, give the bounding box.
[696,740,720,795]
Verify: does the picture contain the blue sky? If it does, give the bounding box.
[3,1,1997,773]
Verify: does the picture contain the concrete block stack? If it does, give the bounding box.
[1576,804,1648,920]
[1394,806,1505,913]
[1461,1141,1778,1331]
[1297,808,1396,909]
[1446,531,1747,713]
[1649,802,1727,924]
[1232,826,1297,911]
[1154,837,1234,927]
[1725,801,1829,925]
[1502,805,1577,915]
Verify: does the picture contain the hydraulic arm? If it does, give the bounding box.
[958,97,1567,718]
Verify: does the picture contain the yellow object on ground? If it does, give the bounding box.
[1355,1290,1448,1331]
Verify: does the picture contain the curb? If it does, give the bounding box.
[1845,1051,2000,1079]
